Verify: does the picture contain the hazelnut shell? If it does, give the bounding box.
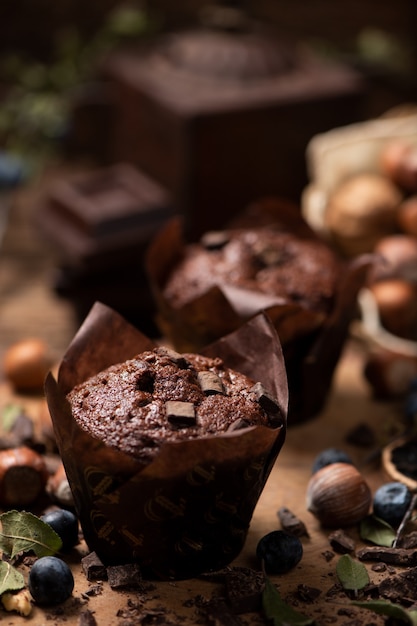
[306,462,371,528]
[325,173,402,256]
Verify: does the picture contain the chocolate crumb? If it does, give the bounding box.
[277,507,309,537]
[379,567,417,603]
[197,371,224,395]
[107,563,142,590]
[203,598,243,625]
[328,529,355,554]
[224,566,265,614]
[81,552,107,581]
[78,609,97,626]
[296,584,321,603]
[81,583,103,599]
[322,550,335,562]
[357,546,417,566]
[371,563,387,572]
[397,531,417,549]
[165,401,196,427]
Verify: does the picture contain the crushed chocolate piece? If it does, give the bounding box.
[378,567,417,603]
[81,552,107,581]
[227,419,250,432]
[107,563,142,590]
[197,371,224,395]
[165,401,196,427]
[251,382,280,416]
[224,566,265,614]
[296,584,321,603]
[277,507,309,537]
[201,231,229,250]
[328,529,355,554]
[78,609,97,626]
[322,550,335,562]
[203,598,243,625]
[357,546,417,566]
[81,583,103,599]
[371,563,387,572]
[397,531,417,549]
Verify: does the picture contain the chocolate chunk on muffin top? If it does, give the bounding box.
[66,346,281,463]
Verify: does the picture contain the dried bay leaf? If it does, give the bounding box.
[262,577,315,625]
[336,554,369,592]
[0,510,62,559]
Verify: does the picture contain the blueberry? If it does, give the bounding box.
[311,448,353,474]
[373,482,412,528]
[41,509,79,551]
[28,556,74,605]
[256,530,303,574]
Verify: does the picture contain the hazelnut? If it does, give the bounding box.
[46,462,74,507]
[364,349,417,398]
[325,173,402,257]
[380,140,417,192]
[306,462,371,528]
[370,234,417,283]
[369,279,417,340]
[0,446,48,506]
[397,195,417,237]
[3,338,52,392]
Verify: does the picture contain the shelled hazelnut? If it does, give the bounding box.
[380,140,417,192]
[3,338,53,392]
[0,446,49,506]
[363,349,417,398]
[371,234,417,283]
[397,196,417,237]
[324,173,402,257]
[368,279,417,340]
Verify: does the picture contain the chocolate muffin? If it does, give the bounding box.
[162,226,340,316]
[46,303,287,578]
[67,346,281,465]
[147,199,373,424]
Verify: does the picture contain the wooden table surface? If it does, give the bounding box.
[0,165,405,625]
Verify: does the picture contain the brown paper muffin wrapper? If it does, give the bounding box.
[45,302,287,579]
[146,198,374,424]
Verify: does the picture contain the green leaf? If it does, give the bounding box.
[1,404,23,432]
[352,599,417,625]
[360,515,396,547]
[0,561,25,595]
[0,511,62,559]
[336,554,369,591]
[262,577,315,625]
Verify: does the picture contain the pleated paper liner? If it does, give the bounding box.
[45,303,287,579]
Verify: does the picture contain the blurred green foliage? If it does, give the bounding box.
[0,3,157,173]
